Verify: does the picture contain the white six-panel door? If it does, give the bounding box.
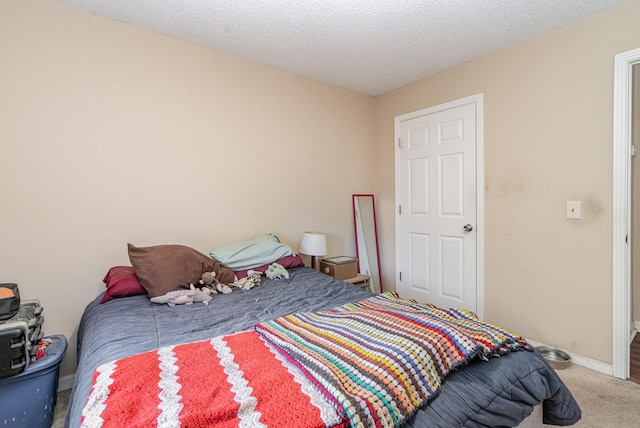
[395,95,482,313]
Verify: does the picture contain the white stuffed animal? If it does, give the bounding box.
[233,270,263,291]
[150,284,213,306]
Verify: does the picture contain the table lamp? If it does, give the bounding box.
[299,232,327,270]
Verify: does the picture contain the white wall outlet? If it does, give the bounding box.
[566,201,581,219]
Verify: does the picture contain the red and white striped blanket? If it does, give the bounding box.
[80,330,348,428]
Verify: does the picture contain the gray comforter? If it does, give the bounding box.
[65,267,580,427]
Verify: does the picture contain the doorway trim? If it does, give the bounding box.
[613,48,640,379]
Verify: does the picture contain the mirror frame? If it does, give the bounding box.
[352,194,382,293]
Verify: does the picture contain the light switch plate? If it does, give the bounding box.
[566,201,581,219]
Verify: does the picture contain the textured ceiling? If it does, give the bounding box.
[55,0,629,96]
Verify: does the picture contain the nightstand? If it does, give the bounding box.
[343,274,371,292]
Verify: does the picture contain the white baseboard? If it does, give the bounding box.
[526,338,613,377]
[58,373,75,392]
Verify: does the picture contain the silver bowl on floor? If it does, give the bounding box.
[537,346,571,370]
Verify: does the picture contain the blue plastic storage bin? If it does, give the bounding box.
[0,334,67,428]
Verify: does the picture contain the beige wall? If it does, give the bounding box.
[0,0,375,378]
[3,0,639,381]
[375,0,640,364]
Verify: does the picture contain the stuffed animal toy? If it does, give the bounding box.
[233,270,263,291]
[199,271,232,295]
[150,284,212,306]
[266,262,289,280]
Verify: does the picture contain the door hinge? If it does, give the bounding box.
[399,272,402,281]
[632,145,638,157]
[398,205,402,215]
[397,137,403,148]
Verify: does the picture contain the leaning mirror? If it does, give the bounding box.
[352,194,382,293]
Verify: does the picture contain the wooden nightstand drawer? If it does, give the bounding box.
[320,256,358,280]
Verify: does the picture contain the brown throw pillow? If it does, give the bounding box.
[128,243,235,298]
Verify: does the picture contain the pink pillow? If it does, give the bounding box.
[234,254,305,279]
[100,266,147,303]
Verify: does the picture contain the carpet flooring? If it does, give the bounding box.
[543,363,640,428]
[52,388,69,428]
[53,364,640,427]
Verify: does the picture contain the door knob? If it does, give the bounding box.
[463,224,473,232]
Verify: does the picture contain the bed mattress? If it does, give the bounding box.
[65,267,580,427]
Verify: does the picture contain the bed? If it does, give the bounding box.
[65,265,581,428]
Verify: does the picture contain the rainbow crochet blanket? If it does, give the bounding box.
[255,292,529,428]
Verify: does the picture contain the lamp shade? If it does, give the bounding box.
[299,232,327,256]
